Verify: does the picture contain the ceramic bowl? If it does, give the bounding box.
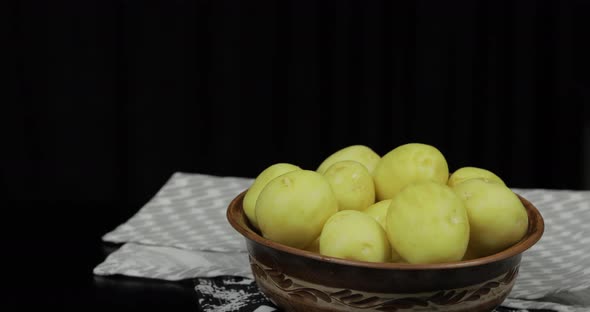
[227,191,544,312]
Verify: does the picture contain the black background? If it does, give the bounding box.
[4,0,590,309]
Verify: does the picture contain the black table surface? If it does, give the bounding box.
[4,200,556,312]
[5,200,200,311]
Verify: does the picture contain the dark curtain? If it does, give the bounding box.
[5,0,589,212]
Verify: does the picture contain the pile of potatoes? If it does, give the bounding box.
[242,143,529,264]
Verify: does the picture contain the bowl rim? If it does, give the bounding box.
[227,189,544,270]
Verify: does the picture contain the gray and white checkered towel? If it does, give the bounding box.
[93,172,590,311]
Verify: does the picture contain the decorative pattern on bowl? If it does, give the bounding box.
[250,256,519,312]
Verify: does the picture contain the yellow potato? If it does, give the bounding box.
[256,170,338,249]
[317,145,381,175]
[243,163,301,229]
[324,160,375,211]
[461,247,480,261]
[305,237,320,253]
[362,199,391,228]
[362,200,403,262]
[448,166,505,187]
[453,179,528,257]
[386,182,469,264]
[320,210,391,263]
[373,143,449,201]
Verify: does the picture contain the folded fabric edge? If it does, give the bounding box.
[503,297,587,312]
[99,237,248,254]
[92,243,253,281]
[174,171,254,181]
[93,266,253,282]
[522,286,590,308]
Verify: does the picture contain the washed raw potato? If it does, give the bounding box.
[305,237,320,253]
[243,163,301,229]
[373,143,449,201]
[462,247,479,261]
[448,166,505,187]
[453,179,528,258]
[256,170,338,249]
[386,182,470,264]
[317,145,381,175]
[320,210,391,263]
[362,199,391,229]
[324,160,375,211]
[362,199,403,262]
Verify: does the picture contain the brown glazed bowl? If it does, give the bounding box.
[227,191,544,312]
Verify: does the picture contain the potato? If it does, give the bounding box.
[317,145,381,175]
[448,166,505,187]
[461,247,479,261]
[305,237,320,253]
[362,199,391,229]
[386,182,469,264]
[373,143,449,201]
[243,163,301,229]
[323,160,375,211]
[320,210,391,263]
[362,200,403,262]
[452,179,528,257]
[256,170,338,249]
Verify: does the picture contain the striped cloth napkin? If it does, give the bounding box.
[93,172,590,312]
